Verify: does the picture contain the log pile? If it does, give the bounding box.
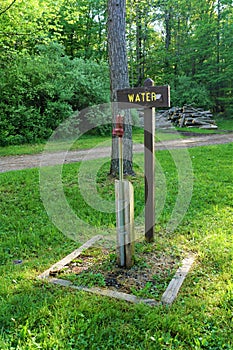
[159,105,217,129]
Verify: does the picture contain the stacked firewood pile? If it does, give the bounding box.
[159,105,217,129]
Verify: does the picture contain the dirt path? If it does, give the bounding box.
[0,133,232,173]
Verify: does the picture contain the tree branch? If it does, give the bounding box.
[0,0,17,16]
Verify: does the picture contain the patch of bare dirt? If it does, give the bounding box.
[54,241,182,300]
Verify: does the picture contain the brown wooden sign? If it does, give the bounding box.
[116,79,170,243]
[117,85,170,108]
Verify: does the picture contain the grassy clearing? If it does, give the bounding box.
[0,127,181,157]
[175,127,220,134]
[215,117,233,130]
[0,142,233,349]
[0,129,145,157]
[1,117,232,157]
[0,134,110,157]
[175,116,233,134]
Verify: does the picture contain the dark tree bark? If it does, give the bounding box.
[107,0,134,176]
[136,6,144,86]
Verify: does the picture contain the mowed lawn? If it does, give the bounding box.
[0,141,233,349]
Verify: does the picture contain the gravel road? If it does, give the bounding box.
[0,133,232,173]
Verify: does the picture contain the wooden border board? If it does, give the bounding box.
[38,237,195,306]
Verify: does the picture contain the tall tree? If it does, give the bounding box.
[0,0,63,56]
[55,0,107,60]
[107,0,134,176]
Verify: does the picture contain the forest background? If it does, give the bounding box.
[0,0,232,146]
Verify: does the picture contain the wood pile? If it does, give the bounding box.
[159,105,217,129]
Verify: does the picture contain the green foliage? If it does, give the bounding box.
[171,75,213,108]
[85,105,112,136]
[0,0,232,146]
[0,43,110,145]
[57,0,107,59]
[126,0,233,114]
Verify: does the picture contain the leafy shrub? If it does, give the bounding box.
[84,105,112,136]
[0,42,110,145]
[171,75,213,109]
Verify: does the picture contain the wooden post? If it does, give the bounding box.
[116,80,170,243]
[124,180,134,267]
[144,78,155,242]
[115,180,134,268]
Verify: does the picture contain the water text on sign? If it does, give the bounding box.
[116,85,170,108]
[127,92,162,103]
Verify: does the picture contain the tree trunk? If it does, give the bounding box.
[164,8,172,72]
[136,5,143,86]
[107,0,134,176]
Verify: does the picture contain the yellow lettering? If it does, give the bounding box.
[135,94,141,102]
[151,92,156,101]
[146,92,151,102]
[141,92,146,102]
[128,94,135,102]
[127,91,159,104]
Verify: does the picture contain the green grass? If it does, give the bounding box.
[176,126,220,134]
[1,117,232,157]
[215,117,233,130]
[0,134,111,157]
[0,129,144,157]
[0,142,233,349]
[175,116,233,134]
